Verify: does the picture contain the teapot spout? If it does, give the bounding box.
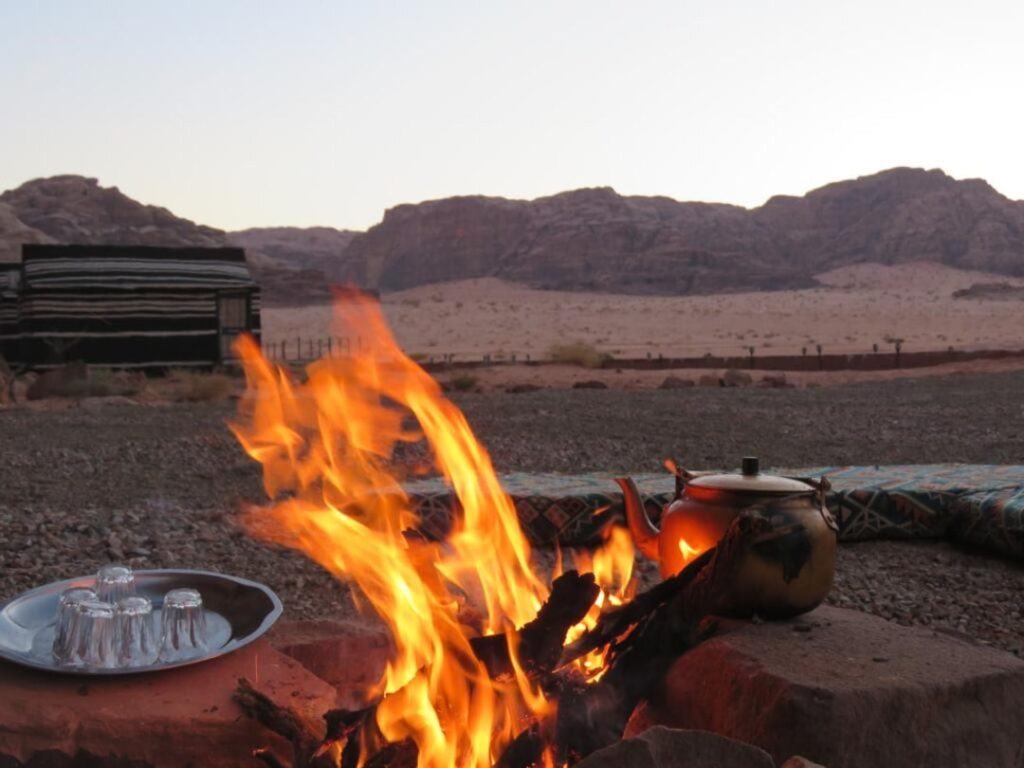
[614,477,660,561]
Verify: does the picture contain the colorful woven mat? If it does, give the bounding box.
[404,465,1024,559]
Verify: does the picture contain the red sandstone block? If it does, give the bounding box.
[268,618,392,708]
[629,605,1024,768]
[0,639,337,768]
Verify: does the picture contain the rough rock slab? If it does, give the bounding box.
[576,726,774,768]
[0,639,337,768]
[628,605,1024,768]
[268,618,391,707]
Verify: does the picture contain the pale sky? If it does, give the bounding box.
[2,0,1023,232]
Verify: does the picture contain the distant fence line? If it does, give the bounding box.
[262,336,365,362]
[260,336,1024,373]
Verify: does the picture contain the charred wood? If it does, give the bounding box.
[471,570,599,678]
[234,677,342,768]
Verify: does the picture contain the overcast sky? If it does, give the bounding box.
[2,0,1022,231]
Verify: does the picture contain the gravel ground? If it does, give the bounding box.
[2,370,1024,655]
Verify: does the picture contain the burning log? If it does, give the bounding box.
[235,677,323,768]
[470,570,600,678]
[560,511,781,670]
[235,677,377,768]
[238,512,793,768]
[545,513,786,763]
[229,293,818,767]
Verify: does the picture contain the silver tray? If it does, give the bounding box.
[0,569,283,675]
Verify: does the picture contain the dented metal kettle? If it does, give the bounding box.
[616,457,838,618]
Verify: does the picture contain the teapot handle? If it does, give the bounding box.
[663,458,697,498]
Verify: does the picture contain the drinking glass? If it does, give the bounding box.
[71,599,119,669]
[115,596,158,667]
[159,588,207,662]
[52,587,97,663]
[96,564,135,603]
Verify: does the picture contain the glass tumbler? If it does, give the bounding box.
[71,599,119,669]
[96,564,135,603]
[116,596,158,667]
[159,588,207,662]
[52,587,97,664]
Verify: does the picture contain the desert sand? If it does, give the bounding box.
[262,263,1024,365]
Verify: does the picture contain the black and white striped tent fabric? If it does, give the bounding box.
[6,244,261,369]
[0,264,19,362]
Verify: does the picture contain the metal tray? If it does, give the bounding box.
[0,569,283,675]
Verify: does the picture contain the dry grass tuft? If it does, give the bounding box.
[547,342,608,369]
[166,369,235,402]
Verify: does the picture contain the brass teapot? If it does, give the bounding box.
[616,457,838,618]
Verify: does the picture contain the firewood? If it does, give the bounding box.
[363,738,418,768]
[234,677,337,768]
[239,512,793,768]
[252,748,290,768]
[558,512,777,669]
[470,570,599,678]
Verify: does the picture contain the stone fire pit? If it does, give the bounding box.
[2,605,1022,767]
[2,463,1023,767]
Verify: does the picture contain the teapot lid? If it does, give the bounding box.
[687,457,814,494]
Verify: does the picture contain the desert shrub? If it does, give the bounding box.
[93,369,147,396]
[547,342,608,369]
[32,366,148,399]
[449,374,478,392]
[167,369,235,402]
[60,378,113,398]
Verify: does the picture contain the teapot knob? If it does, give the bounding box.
[742,456,760,476]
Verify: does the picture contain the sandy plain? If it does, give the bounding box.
[261,263,1024,367]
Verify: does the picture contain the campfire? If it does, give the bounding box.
[228,290,815,768]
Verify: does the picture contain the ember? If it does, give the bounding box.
[229,289,636,767]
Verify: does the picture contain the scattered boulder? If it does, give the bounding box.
[721,369,753,387]
[759,373,790,388]
[659,376,695,390]
[697,374,721,387]
[573,380,609,390]
[576,726,773,768]
[25,362,89,400]
[630,605,1024,767]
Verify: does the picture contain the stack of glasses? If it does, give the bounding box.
[52,565,209,669]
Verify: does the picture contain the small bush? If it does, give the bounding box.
[547,342,608,369]
[449,374,478,392]
[27,365,147,400]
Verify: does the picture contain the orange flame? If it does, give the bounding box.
[230,291,552,767]
[563,525,636,681]
[678,536,700,564]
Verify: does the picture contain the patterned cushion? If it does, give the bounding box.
[403,465,1024,559]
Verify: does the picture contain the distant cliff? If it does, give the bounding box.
[4,168,1024,300]
[0,176,353,305]
[338,168,1024,294]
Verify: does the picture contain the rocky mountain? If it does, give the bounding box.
[339,168,1024,294]
[339,189,810,294]
[227,226,358,278]
[3,168,1024,300]
[0,202,54,262]
[0,176,224,249]
[0,176,348,304]
[755,168,1024,276]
